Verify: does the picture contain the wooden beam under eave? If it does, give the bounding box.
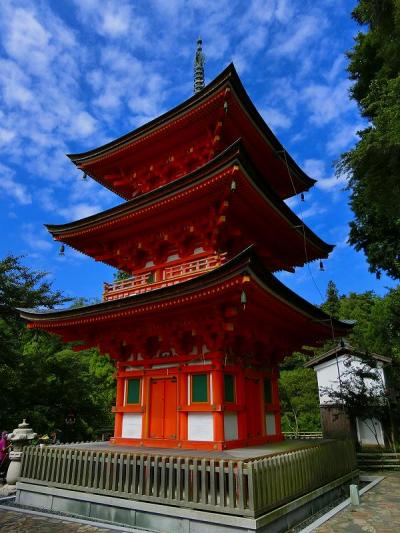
[113,177,133,187]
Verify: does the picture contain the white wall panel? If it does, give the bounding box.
[314,355,386,405]
[265,413,276,435]
[224,412,238,441]
[121,413,142,438]
[356,417,384,446]
[188,413,213,441]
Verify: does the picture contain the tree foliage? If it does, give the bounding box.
[0,255,69,311]
[113,270,132,282]
[279,368,321,433]
[338,0,400,279]
[0,255,115,440]
[320,357,395,448]
[279,281,400,437]
[321,280,341,319]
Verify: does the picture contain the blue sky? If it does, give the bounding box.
[0,0,395,306]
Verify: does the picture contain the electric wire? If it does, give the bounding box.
[279,150,344,401]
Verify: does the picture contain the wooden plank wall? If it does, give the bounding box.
[20,440,357,518]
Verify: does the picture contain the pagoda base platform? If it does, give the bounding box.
[110,434,283,451]
[17,439,357,532]
[61,437,312,461]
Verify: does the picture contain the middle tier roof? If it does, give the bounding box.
[47,140,333,273]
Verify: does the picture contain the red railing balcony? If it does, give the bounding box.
[103,252,227,301]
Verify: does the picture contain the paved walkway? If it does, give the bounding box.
[315,472,400,532]
[0,508,119,532]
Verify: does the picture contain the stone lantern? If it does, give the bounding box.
[6,419,37,485]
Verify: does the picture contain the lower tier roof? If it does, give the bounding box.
[19,247,352,362]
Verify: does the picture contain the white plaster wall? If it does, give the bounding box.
[187,413,213,441]
[224,412,238,441]
[265,413,276,436]
[356,417,384,446]
[314,355,385,405]
[121,413,142,439]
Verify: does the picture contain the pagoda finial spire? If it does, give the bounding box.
[194,38,205,94]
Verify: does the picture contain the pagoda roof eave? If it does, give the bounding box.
[18,247,351,338]
[66,63,315,193]
[46,140,333,258]
[47,140,243,234]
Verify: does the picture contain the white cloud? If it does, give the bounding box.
[270,14,327,57]
[265,77,301,114]
[284,196,299,209]
[275,0,293,22]
[151,0,186,18]
[261,107,292,131]
[36,187,57,212]
[0,59,34,108]
[299,201,327,219]
[303,159,348,195]
[0,0,116,224]
[303,159,326,180]
[325,55,346,82]
[326,122,364,155]
[69,111,98,138]
[21,223,53,251]
[0,163,32,205]
[59,202,103,220]
[302,80,355,126]
[0,126,16,144]
[316,175,347,192]
[87,46,168,129]
[73,0,148,41]
[101,7,131,37]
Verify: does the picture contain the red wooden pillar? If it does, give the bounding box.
[178,369,188,442]
[273,373,282,436]
[236,370,247,440]
[114,372,125,438]
[177,372,188,441]
[142,376,150,439]
[212,360,224,446]
[154,267,163,283]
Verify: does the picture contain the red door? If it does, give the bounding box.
[245,377,262,438]
[149,377,177,439]
[164,377,178,439]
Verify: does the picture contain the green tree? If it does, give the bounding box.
[0,254,68,311]
[338,0,400,279]
[280,284,400,441]
[279,368,321,434]
[69,296,101,308]
[0,255,115,439]
[321,357,395,449]
[321,280,341,319]
[113,270,131,281]
[319,285,400,444]
[339,291,378,350]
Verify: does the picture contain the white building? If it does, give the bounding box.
[305,342,391,446]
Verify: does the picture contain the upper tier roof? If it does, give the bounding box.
[47,140,333,272]
[67,64,315,200]
[19,247,352,359]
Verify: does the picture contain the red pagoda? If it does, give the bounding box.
[20,45,351,451]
